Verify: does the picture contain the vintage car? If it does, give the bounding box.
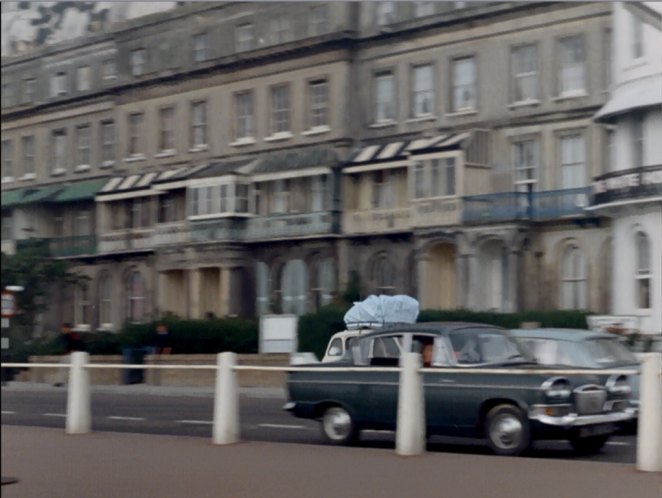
[510,328,641,421]
[285,322,633,456]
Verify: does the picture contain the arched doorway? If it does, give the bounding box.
[424,243,457,309]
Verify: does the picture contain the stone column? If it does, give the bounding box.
[219,266,231,317]
[416,253,431,309]
[189,268,202,319]
[507,250,520,313]
[157,272,168,317]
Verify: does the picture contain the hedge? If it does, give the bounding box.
[297,307,595,359]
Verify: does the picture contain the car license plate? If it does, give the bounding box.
[579,424,615,438]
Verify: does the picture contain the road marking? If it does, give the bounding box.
[43,413,66,417]
[258,423,307,430]
[108,416,145,421]
[363,429,394,434]
[606,441,630,447]
[1,410,16,415]
[178,420,213,425]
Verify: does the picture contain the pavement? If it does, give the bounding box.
[1,381,286,398]
[1,425,660,498]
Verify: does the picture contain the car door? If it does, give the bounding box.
[357,333,404,430]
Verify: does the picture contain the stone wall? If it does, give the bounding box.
[27,354,290,387]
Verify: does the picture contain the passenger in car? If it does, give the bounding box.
[421,342,434,367]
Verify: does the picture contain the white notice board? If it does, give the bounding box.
[259,314,298,353]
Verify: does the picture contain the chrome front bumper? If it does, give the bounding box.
[529,407,633,427]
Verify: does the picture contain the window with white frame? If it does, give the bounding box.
[412,64,434,117]
[51,72,68,97]
[253,183,264,215]
[76,66,91,91]
[127,270,145,323]
[270,84,290,134]
[234,184,248,213]
[191,101,207,148]
[131,49,146,76]
[103,59,117,80]
[310,175,328,211]
[159,107,175,152]
[52,130,67,173]
[372,252,396,295]
[376,2,395,26]
[2,141,12,179]
[372,170,393,208]
[75,209,91,236]
[631,12,643,59]
[158,194,176,223]
[193,33,208,62]
[514,138,539,189]
[281,259,309,316]
[270,16,292,44]
[235,91,254,139]
[309,79,329,128]
[444,157,456,196]
[1,83,13,107]
[309,5,328,35]
[560,244,587,310]
[560,134,585,189]
[312,258,335,310]
[512,44,538,102]
[75,283,91,327]
[127,113,143,156]
[374,71,395,122]
[414,2,435,17]
[22,136,35,176]
[99,274,112,327]
[414,161,425,198]
[101,121,115,164]
[604,29,612,91]
[129,198,150,228]
[1,211,13,240]
[77,125,91,167]
[272,179,290,213]
[22,78,36,104]
[256,261,270,316]
[236,23,255,52]
[452,56,476,112]
[559,36,585,95]
[632,113,645,168]
[635,231,651,309]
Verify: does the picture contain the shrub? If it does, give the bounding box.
[297,303,351,359]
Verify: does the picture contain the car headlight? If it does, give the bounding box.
[606,374,631,396]
[541,376,572,400]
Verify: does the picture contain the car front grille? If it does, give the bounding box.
[574,386,607,415]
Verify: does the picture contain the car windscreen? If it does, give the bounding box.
[584,338,638,366]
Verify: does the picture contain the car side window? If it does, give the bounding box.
[327,338,342,357]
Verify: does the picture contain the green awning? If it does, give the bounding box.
[19,184,64,205]
[53,178,109,203]
[1,188,30,208]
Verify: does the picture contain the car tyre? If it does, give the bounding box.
[570,435,609,455]
[484,404,531,456]
[320,405,358,446]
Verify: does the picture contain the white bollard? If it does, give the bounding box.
[212,352,240,445]
[66,352,91,434]
[636,353,662,472]
[396,352,426,456]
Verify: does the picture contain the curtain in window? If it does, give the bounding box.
[281,260,308,315]
[561,245,587,309]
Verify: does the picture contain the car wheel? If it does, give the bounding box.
[320,405,358,446]
[570,435,609,455]
[484,404,531,456]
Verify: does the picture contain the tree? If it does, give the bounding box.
[1,243,87,339]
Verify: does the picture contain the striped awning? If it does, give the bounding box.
[96,166,203,201]
[344,133,471,173]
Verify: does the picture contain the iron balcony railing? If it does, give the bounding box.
[463,187,591,223]
[49,235,97,257]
